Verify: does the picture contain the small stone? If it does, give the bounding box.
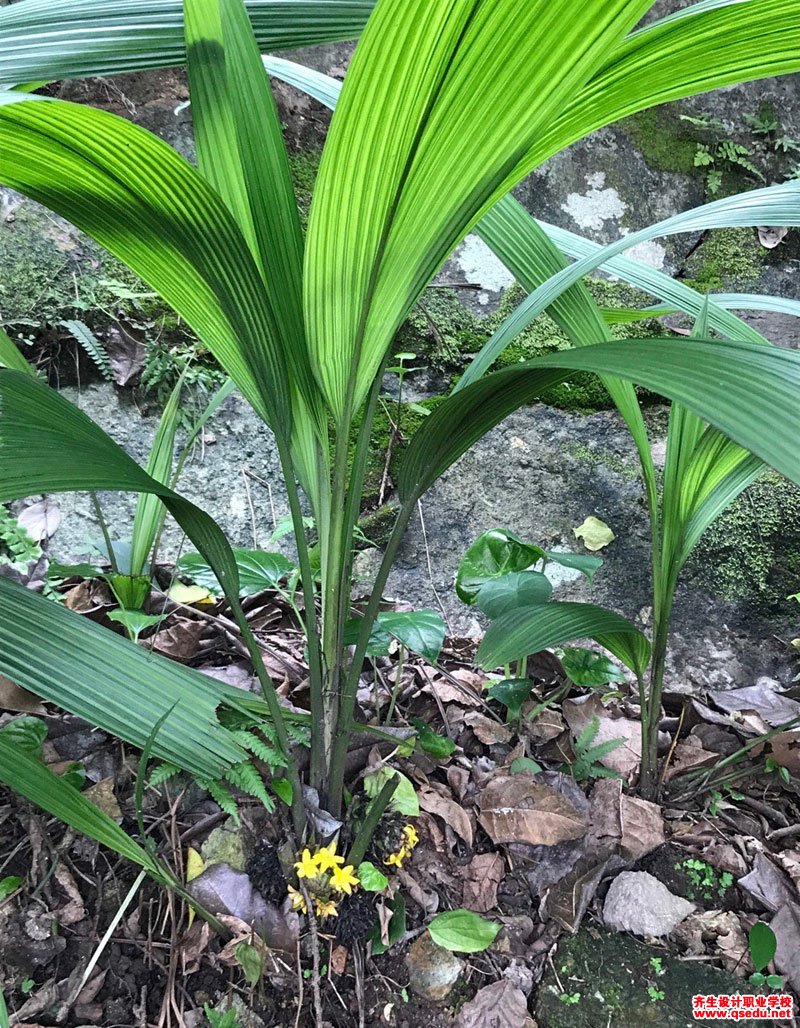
[405,933,464,1002]
[603,871,694,937]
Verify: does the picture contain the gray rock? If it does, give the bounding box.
[405,933,464,1003]
[603,870,695,937]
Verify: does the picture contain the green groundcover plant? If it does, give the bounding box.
[0,0,799,908]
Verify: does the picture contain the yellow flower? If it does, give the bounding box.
[294,848,321,879]
[287,885,307,914]
[314,898,339,919]
[330,863,360,895]
[315,841,345,874]
[384,846,409,869]
[403,824,419,849]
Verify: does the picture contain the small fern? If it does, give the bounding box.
[224,761,274,813]
[148,761,182,788]
[228,729,284,772]
[197,776,241,822]
[61,319,114,382]
[569,716,625,782]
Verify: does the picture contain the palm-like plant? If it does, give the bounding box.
[0,0,798,865]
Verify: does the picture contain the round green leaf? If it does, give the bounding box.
[428,910,501,953]
[412,718,456,759]
[378,609,446,663]
[364,768,419,817]
[358,861,389,892]
[475,571,552,619]
[561,647,627,688]
[178,549,294,598]
[456,530,545,605]
[749,921,777,973]
[487,679,532,721]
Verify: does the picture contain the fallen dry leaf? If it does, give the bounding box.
[589,778,664,860]
[757,225,789,248]
[664,737,719,780]
[771,904,800,992]
[769,730,800,774]
[330,944,348,976]
[527,707,564,741]
[545,855,610,933]
[462,853,504,913]
[84,778,122,821]
[0,674,46,714]
[18,499,61,542]
[64,578,114,615]
[106,322,147,386]
[739,853,798,912]
[425,667,484,707]
[151,616,205,662]
[478,772,587,847]
[418,786,473,849]
[455,979,529,1028]
[464,711,513,745]
[54,864,86,925]
[563,695,641,778]
[708,683,800,730]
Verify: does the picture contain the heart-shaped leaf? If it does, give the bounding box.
[475,571,552,619]
[456,530,545,605]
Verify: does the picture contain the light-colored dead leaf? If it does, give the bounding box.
[84,778,122,821]
[54,864,86,925]
[527,707,564,741]
[478,773,587,847]
[769,731,800,774]
[418,786,474,848]
[563,696,641,778]
[757,225,789,248]
[455,979,529,1028]
[462,852,504,913]
[464,711,513,745]
[426,667,485,707]
[18,500,61,542]
[64,578,114,614]
[545,856,609,933]
[664,737,721,780]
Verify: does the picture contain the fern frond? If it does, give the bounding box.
[61,320,114,382]
[197,777,240,823]
[147,761,182,788]
[224,761,274,813]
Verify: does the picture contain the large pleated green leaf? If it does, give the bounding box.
[304,0,653,417]
[0,91,291,433]
[263,59,789,350]
[0,578,245,778]
[0,0,375,84]
[0,728,162,874]
[0,326,34,376]
[477,602,650,679]
[462,182,800,387]
[399,337,800,504]
[532,0,800,178]
[184,0,326,498]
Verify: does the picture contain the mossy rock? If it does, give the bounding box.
[682,226,765,293]
[620,106,702,177]
[536,930,768,1028]
[689,471,800,604]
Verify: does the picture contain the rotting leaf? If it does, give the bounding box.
[563,696,641,778]
[478,772,587,847]
[454,979,528,1028]
[462,852,504,914]
[18,499,61,542]
[418,785,473,849]
[464,711,513,745]
[545,855,610,933]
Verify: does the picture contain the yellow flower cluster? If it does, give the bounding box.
[383,824,420,869]
[289,841,361,919]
